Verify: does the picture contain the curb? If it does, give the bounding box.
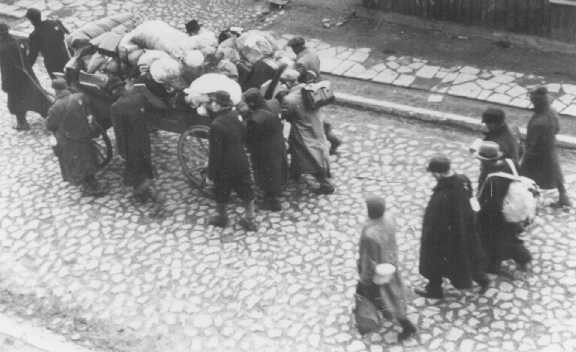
[335,92,576,150]
[0,313,98,352]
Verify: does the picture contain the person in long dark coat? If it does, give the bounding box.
[287,36,342,155]
[477,108,520,186]
[110,78,167,205]
[357,196,417,341]
[0,23,50,130]
[243,88,287,211]
[207,91,257,231]
[241,57,277,91]
[46,79,104,197]
[25,8,69,79]
[475,141,532,274]
[416,156,489,299]
[279,69,335,195]
[520,87,571,208]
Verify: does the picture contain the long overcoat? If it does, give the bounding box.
[357,214,407,320]
[0,32,50,117]
[246,103,287,196]
[479,124,520,186]
[282,85,330,177]
[46,90,99,184]
[296,48,321,79]
[419,174,485,289]
[478,161,530,264]
[520,108,563,189]
[29,20,70,77]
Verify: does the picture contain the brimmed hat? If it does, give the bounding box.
[426,156,451,173]
[474,141,503,161]
[481,108,505,124]
[287,37,305,48]
[365,196,386,220]
[373,263,396,285]
[25,8,41,22]
[530,86,548,96]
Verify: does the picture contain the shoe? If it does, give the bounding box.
[398,323,417,342]
[414,288,443,299]
[260,198,282,212]
[13,123,31,131]
[329,139,342,155]
[239,217,258,232]
[517,261,532,272]
[313,183,335,195]
[550,198,572,208]
[477,279,490,295]
[208,215,229,228]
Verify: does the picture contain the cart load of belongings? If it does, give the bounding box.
[66,13,138,52]
[216,29,282,67]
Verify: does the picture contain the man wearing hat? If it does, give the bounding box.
[477,107,521,186]
[475,141,532,274]
[417,156,489,299]
[0,22,50,131]
[287,36,342,155]
[206,90,258,231]
[521,87,571,208]
[356,196,417,341]
[46,78,105,197]
[25,8,70,79]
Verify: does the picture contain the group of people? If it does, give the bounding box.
[0,10,342,225]
[356,87,571,342]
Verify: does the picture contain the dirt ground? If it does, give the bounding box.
[267,0,576,83]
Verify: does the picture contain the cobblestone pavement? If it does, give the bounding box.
[4,0,576,119]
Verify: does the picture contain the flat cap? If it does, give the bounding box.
[481,107,505,124]
[51,78,67,91]
[426,156,451,173]
[208,90,233,107]
[287,36,305,48]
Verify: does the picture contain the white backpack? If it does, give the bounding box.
[481,159,540,225]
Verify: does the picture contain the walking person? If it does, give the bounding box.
[25,8,70,79]
[0,23,50,131]
[243,88,287,211]
[46,78,105,197]
[475,141,532,274]
[279,69,335,194]
[416,156,489,299]
[356,196,417,341]
[520,87,571,208]
[287,36,342,155]
[477,108,521,186]
[206,91,258,231]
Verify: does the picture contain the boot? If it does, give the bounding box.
[81,175,106,198]
[313,178,335,195]
[551,191,572,208]
[324,122,342,155]
[260,195,282,212]
[239,200,257,231]
[397,318,417,341]
[208,202,229,228]
[14,113,30,131]
[414,280,443,299]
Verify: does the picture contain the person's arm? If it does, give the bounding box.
[28,32,40,66]
[56,20,70,35]
[45,106,60,132]
[522,123,545,163]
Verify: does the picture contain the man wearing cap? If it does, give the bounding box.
[287,36,342,155]
[46,78,105,197]
[356,196,417,341]
[477,108,521,186]
[521,87,571,208]
[417,156,489,299]
[280,69,335,194]
[0,22,50,130]
[243,88,287,212]
[206,90,258,231]
[475,141,532,274]
[25,8,70,79]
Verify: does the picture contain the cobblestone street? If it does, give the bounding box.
[0,1,576,352]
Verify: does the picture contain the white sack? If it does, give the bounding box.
[137,49,172,67]
[235,30,279,64]
[185,73,242,105]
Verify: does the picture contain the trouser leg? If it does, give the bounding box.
[15,113,30,130]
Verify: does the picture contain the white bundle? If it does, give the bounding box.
[187,30,218,56]
[182,50,204,68]
[150,57,187,89]
[185,73,242,106]
[137,49,172,67]
[236,30,279,64]
[216,37,241,64]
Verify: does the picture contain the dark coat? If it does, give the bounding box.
[208,109,252,182]
[110,83,167,187]
[0,32,50,116]
[46,90,99,183]
[246,104,287,196]
[419,174,485,289]
[478,124,520,186]
[29,20,70,77]
[478,161,530,263]
[242,58,276,91]
[520,108,563,189]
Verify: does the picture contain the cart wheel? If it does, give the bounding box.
[93,130,113,170]
[177,125,211,193]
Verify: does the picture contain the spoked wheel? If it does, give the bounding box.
[177,125,211,194]
[93,129,113,170]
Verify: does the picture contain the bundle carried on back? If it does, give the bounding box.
[67,13,136,50]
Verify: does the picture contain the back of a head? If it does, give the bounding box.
[185,20,200,35]
[366,196,386,220]
[25,8,42,25]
